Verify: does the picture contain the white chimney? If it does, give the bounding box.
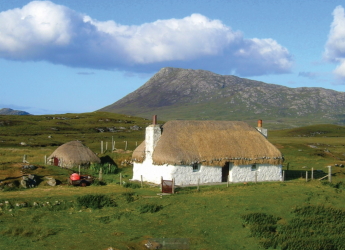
[256,119,268,138]
[145,115,161,162]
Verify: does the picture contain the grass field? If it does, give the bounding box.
[1,113,345,249]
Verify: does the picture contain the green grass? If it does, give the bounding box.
[1,182,345,249]
[1,113,345,249]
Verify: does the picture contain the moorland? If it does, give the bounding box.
[1,112,345,250]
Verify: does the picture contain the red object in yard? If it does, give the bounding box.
[70,173,80,181]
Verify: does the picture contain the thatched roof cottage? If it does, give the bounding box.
[132,117,283,185]
[48,141,100,168]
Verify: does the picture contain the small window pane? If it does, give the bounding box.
[192,163,200,172]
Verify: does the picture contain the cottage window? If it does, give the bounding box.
[192,163,200,172]
[251,164,257,171]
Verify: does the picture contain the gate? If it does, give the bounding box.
[161,179,174,194]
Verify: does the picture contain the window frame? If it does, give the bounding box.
[192,163,200,172]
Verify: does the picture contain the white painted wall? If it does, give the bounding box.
[132,161,222,185]
[229,164,282,183]
[145,125,161,162]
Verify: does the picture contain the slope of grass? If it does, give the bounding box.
[1,113,345,249]
[1,181,345,250]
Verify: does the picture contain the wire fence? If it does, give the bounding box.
[283,168,329,182]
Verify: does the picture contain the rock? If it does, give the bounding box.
[22,165,37,170]
[46,177,57,186]
[21,175,36,188]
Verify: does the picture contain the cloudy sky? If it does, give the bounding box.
[0,0,344,115]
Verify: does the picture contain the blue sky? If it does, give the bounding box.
[0,0,344,115]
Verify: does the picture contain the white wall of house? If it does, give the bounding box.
[132,162,222,185]
[229,164,282,183]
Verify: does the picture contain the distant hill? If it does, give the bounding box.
[0,108,31,115]
[99,67,345,129]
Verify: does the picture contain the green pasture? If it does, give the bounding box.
[1,113,345,249]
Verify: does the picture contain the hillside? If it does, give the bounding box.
[99,67,345,128]
[0,108,31,115]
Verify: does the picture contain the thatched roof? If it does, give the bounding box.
[132,120,283,166]
[48,141,100,168]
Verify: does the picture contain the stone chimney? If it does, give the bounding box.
[145,115,161,162]
[256,119,268,138]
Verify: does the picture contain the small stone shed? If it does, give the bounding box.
[132,118,283,185]
[48,141,100,168]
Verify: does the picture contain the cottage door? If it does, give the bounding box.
[53,157,59,166]
[222,162,230,182]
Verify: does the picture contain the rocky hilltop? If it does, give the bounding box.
[99,67,345,128]
[0,108,31,115]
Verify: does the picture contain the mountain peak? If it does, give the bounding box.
[99,67,345,126]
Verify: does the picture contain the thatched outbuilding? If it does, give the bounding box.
[48,141,100,168]
[132,118,283,185]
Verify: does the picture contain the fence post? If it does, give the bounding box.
[306,171,308,182]
[160,176,163,192]
[79,165,81,175]
[99,168,103,181]
[101,141,103,154]
[141,175,143,188]
[172,178,175,194]
[282,170,285,182]
[44,155,47,165]
[106,142,108,151]
[227,175,229,187]
[124,141,128,151]
[120,173,122,185]
[328,166,332,183]
[255,171,257,183]
[197,178,200,191]
[112,136,114,151]
[311,167,314,180]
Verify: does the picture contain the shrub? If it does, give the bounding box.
[76,194,116,209]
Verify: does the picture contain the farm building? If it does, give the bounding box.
[48,141,100,168]
[132,117,283,185]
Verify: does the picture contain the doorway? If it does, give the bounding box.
[222,162,231,182]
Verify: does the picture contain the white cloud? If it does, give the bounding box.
[324,5,345,81]
[333,59,345,79]
[0,1,293,76]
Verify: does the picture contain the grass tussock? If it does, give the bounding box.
[242,205,345,250]
[1,226,57,241]
[137,203,163,214]
[76,194,116,209]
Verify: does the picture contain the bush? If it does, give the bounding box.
[76,194,116,209]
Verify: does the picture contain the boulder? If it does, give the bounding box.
[45,177,57,186]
